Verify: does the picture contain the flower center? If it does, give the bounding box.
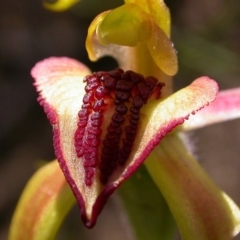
[74,68,164,186]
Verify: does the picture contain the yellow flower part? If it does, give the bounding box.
[86,3,178,77]
[124,0,171,36]
[43,0,79,12]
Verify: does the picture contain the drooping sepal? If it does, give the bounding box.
[9,161,75,240]
[145,134,240,240]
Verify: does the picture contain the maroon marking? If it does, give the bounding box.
[74,69,164,186]
[116,91,131,102]
[111,113,124,124]
[95,86,109,98]
[116,104,128,115]
[133,96,144,109]
[116,80,134,91]
[85,81,99,92]
[102,75,118,90]
[138,82,151,102]
[108,68,124,79]
[121,70,143,84]
[93,99,104,111]
[91,112,102,120]
[145,76,158,90]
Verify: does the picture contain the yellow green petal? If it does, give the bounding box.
[145,134,240,240]
[86,11,111,62]
[9,160,75,240]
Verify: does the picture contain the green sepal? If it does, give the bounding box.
[118,165,176,240]
[9,161,76,240]
[145,133,240,240]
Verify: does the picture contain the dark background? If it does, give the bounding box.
[1,0,240,239]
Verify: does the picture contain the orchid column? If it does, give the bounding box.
[86,0,177,97]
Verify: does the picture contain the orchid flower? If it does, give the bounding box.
[9,0,240,240]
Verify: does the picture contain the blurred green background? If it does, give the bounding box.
[0,0,240,239]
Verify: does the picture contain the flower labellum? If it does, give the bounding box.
[31,57,218,227]
[75,68,164,186]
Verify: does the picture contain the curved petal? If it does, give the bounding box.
[43,0,79,12]
[85,10,121,62]
[182,87,240,131]
[118,76,218,181]
[32,57,96,227]
[9,161,75,240]
[31,57,218,227]
[32,57,91,126]
[145,134,240,240]
[86,4,178,76]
